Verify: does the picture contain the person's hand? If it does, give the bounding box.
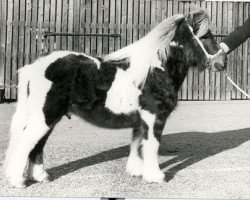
[220,42,230,53]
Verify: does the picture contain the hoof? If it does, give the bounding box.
[38,172,51,183]
[28,171,51,183]
[3,161,12,180]
[9,177,26,188]
[36,171,51,183]
[126,157,143,177]
[143,169,165,183]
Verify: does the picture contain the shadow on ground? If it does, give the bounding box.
[47,128,250,182]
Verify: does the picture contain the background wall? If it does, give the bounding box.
[0,0,249,100]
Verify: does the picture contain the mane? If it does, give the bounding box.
[104,14,184,87]
[187,7,210,38]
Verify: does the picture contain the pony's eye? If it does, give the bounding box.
[200,34,209,39]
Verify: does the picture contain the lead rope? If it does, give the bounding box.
[188,25,250,99]
[223,71,250,98]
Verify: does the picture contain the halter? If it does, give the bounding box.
[188,25,223,70]
[188,24,250,98]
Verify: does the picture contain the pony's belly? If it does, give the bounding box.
[71,104,137,129]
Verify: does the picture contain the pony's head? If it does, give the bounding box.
[172,9,227,71]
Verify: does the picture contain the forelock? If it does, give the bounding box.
[187,7,210,38]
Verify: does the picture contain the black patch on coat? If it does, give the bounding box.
[43,53,135,128]
[29,129,53,164]
[69,60,138,129]
[43,54,98,126]
[132,118,149,158]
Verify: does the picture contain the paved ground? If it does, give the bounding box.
[0,101,250,198]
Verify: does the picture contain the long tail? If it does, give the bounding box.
[3,65,31,176]
[9,65,31,133]
[10,65,32,136]
[16,66,31,111]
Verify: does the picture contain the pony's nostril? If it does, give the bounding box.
[214,62,224,71]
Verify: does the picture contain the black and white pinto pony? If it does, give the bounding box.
[3,9,226,187]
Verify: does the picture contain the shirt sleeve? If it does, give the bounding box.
[221,16,250,53]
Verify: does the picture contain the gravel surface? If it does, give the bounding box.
[0,101,250,198]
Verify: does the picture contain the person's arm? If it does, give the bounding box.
[220,17,250,53]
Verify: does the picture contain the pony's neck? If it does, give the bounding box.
[165,47,190,91]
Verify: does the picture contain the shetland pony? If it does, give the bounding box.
[3,9,226,187]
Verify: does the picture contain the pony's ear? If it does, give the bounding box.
[174,17,186,27]
[184,13,192,20]
[184,13,194,28]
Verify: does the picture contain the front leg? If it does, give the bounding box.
[126,114,151,177]
[126,136,143,177]
[140,110,166,183]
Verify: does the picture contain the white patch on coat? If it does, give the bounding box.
[140,110,165,183]
[105,68,142,114]
[170,41,183,48]
[126,138,143,177]
[80,53,101,69]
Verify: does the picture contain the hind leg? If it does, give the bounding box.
[27,129,52,183]
[6,114,50,187]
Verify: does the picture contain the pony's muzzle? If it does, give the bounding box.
[209,50,227,71]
